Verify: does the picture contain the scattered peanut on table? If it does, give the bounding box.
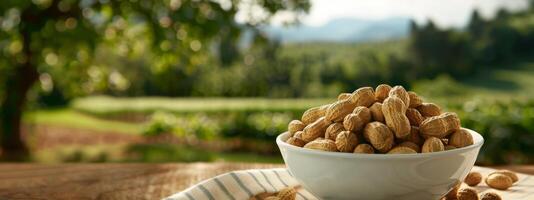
[442,169,518,200]
[464,172,482,186]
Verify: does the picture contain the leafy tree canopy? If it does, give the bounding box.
[0,0,309,159]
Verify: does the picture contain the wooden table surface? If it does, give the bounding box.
[0,163,531,200]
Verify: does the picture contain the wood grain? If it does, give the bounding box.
[0,163,530,200]
[0,163,283,200]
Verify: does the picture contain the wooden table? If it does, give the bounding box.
[0,163,531,200]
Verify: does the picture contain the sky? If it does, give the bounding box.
[269,0,529,28]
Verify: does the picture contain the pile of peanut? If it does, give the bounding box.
[443,169,518,200]
[285,84,474,154]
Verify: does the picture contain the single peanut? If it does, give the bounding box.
[343,106,371,132]
[335,131,359,152]
[408,91,423,108]
[450,128,474,148]
[401,126,424,146]
[293,131,303,139]
[422,137,444,153]
[353,144,375,154]
[417,103,441,117]
[350,87,376,107]
[457,187,478,200]
[301,105,329,125]
[303,139,337,152]
[325,123,345,141]
[375,84,392,102]
[486,173,513,190]
[489,170,518,183]
[397,141,420,153]
[326,99,356,122]
[337,93,352,101]
[464,171,482,186]
[277,187,296,200]
[445,182,461,200]
[420,112,461,138]
[363,122,394,153]
[302,117,331,142]
[288,120,305,135]
[382,96,411,139]
[286,137,306,147]
[369,102,385,122]
[406,108,425,126]
[388,86,410,107]
[480,192,502,200]
[387,146,417,154]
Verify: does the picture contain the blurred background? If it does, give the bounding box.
[0,0,533,165]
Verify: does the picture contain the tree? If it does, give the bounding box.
[0,0,309,160]
[468,9,485,37]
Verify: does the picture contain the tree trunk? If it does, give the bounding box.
[0,62,38,161]
[0,25,39,161]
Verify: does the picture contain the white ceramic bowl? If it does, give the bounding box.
[276,129,484,200]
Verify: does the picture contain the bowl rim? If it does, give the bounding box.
[276,128,484,159]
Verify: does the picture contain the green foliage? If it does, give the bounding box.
[142,111,295,141]
[412,75,470,98]
[0,0,310,103]
[173,113,221,140]
[455,100,534,164]
[142,111,176,136]
[408,8,534,80]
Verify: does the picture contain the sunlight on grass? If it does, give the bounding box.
[24,109,144,134]
[72,97,332,115]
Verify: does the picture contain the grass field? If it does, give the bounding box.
[412,61,534,104]
[72,97,332,115]
[26,61,534,133]
[24,109,143,134]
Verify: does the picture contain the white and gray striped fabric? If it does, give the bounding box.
[165,168,318,200]
[166,166,534,200]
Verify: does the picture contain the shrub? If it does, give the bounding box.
[456,100,534,164]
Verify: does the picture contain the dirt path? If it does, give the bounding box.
[22,124,277,154]
[23,124,144,150]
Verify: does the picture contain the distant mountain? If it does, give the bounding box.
[263,17,411,43]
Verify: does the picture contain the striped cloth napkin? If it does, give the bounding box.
[166,166,533,200]
[165,168,317,200]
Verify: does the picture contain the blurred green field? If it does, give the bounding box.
[25,60,534,136]
[23,61,534,164]
[413,60,534,104]
[72,97,332,115]
[280,40,407,63]
[25,109,143,134]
